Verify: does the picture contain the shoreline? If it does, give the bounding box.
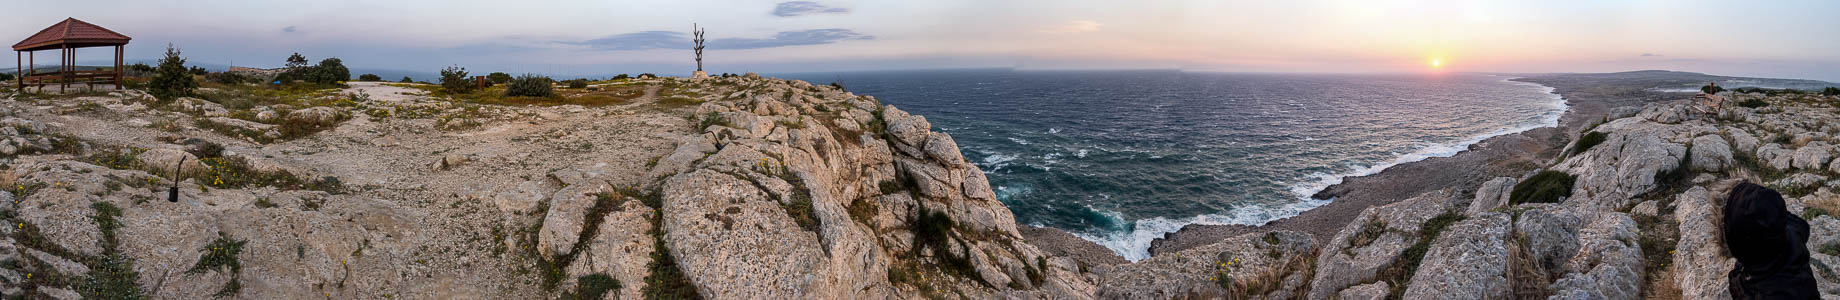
[1023,74,1668,263]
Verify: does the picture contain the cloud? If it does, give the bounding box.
[572,29,872,50]
[282,26,298,33]
[1641,53,1662,57]
[577,31,691,50]
[1040,20,1102,34]
[772,1,849,17]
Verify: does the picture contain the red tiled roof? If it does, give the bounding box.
[12,18,131,51]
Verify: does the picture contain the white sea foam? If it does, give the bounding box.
[1070,77,1570,262]
[1071,197,1333,261]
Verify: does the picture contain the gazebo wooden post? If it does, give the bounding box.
[114,45,122,89]
[13,51,19,89]
[60,45,68,91]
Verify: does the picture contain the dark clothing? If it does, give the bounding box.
[1724,182,1819,299]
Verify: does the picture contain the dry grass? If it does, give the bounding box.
[393,82,648,107]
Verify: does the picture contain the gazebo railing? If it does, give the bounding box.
[20,69,119,86]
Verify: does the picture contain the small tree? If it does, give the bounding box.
[1824,87,1840,96]
[486,72,513,84]
[285,53,309,70]
[439,66,473,94]
[358,74,382,81]
[611,74,630,80]
[567,79,588,89]
[0,73,12,82]
[148,44,198,100]
[505,74,555,97]
[189,66,208,75]
[400,76,413,83]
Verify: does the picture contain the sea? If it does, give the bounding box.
[784,69,1567,261]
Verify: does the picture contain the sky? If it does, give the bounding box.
[9,0,1840,81]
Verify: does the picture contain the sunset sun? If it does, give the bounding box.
[1430,58,1442,68]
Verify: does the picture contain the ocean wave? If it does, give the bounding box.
[1070,77,1570,262]
[1069,197,1334,261]
[1284,78,1567,202]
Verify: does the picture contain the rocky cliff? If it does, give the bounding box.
[1,74,1834,299]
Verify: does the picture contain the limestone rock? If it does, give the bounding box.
[1467,177,1515,215]
[137,148,204,176]
[1307,189,1465,299]
[1338,282,1390,300]
[494,181,549,214]
[538,181,612,260]
[1547,212,1643,299]
[1673,186,1733,299]
[1689,134,1732,172]
[1758,143,1794,170]
[1097,231,1313,298]
[1401,212,1510,299]
[565,200,656,300]
[1792,142,1835,171]
[1727,128,1759,154]
[1514,205,1584,272]
[661,170,826,299]
[287,106,345,126]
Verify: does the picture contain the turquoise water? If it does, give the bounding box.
[786,70,1565,260]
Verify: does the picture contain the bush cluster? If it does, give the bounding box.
[566,79,589,89]
[1571,131,1607,155]
[440,66,474,94]
[1510,170,1576,205]
[504,74,556,97]
[357,74,382,81]
[1738,98,1769,108]
[486,72,512,84]
[611,74,630,80]
[271,53,349,85]
[1824,87,1840,96]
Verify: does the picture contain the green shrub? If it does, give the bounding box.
[1738,98,1769,108]
[612,74,630,80]
[695,111,724,132]
[567,80,588,89]
[1510,170,1576,205]
[0,73,13,82]
[439,66,474,94]
[307,58,349,84]
[1571,131,1607,155]
[1824,87,1840,97]
[1808,207,1831,219]
[357,74,382,81]
[486,72,513,84]
[188,231,247,298]
[399,76,413,83]
[505,74,556,97]
[148,44,198,100]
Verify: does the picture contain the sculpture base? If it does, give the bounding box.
[691,70,709,80]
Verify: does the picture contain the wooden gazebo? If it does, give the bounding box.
[13,18,130,90]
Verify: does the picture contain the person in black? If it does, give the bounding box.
[1724,182,1819,299]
